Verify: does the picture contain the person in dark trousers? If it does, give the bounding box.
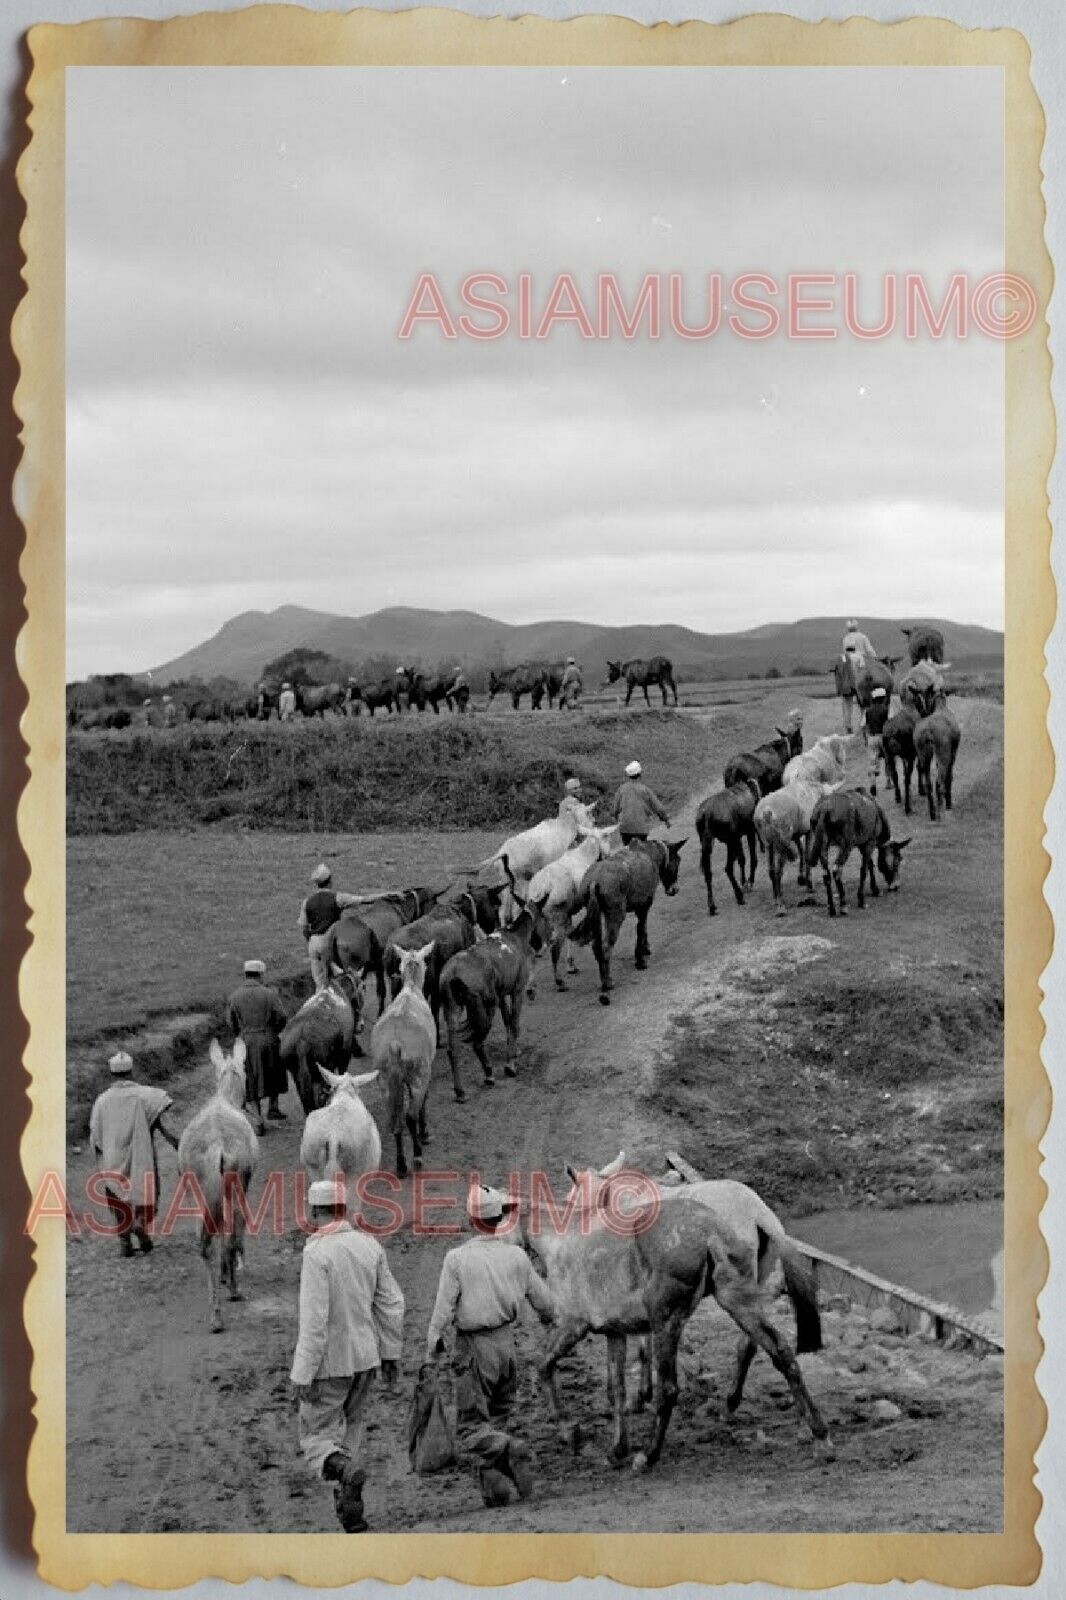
[225,958,289,1134]
[426,1183,554,1508]
[612,759,670,845]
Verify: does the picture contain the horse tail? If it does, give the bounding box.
[587,882,605,963]
[807,807,828,872]
[778,1236,823,1354]
[698,815,713,887]
[326,1129,341,1179]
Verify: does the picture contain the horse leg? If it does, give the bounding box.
[726,1333,758,1413]
[643,683,651,707]
[203,1228,223,1333]
[606,1334,631,1466]
[819,849,836,918]
[701,832,717,917]
[866,846,880,900]
[833,845,849,915]
[945,755,955,810]
[632,1309,685,1473]
[501,991,519,1077]
[443,1003,466,1103]
[715,1284,830,1446]
[407,1107,423,1168]
[746,824,758,887]
[625,682,634,707]
[633,1335,654,1410]
[540,1316,592,1452]
[769,844,786,917]
[551,929,568,990]
[634,908,650,970]
[923,755,937,821]
[725,839,745,906]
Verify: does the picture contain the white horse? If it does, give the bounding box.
[371,942,438,1176]
[527,824,622,988]
[177,1039,259,1332]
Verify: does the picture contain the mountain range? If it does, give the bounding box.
[151,606,1004,687]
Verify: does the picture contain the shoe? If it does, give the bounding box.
[267,1106,286,1121]
[479,1466,514,1508]
[503,1442,534,1500]
[334,1468,368,1532]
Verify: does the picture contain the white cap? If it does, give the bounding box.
[871,687,887,699]
[467,1183,517,1223]
[282,681,292,689]
[244,958,266,976]
[566,657,575,665]
[787,708,803,724]
[625,760,642,778]
[108,1051,134,1075]
[564,777,582,794]
[308,1178,347,1208]
[312,863,332,885]
[846,618,858,631]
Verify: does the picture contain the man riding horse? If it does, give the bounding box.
[839,619,879,733]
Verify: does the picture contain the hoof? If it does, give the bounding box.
[814,1433,836,1462]
[566,963,580,975]
[555,980,569,992]
[566,1422,584,1454]
[635,959,648,971]
[630,1451,650,1475]
[599,993,611,1007]
[606,1447,630,1470]
[707,906,717,918]
[210,1313,224,1334]
[228,1288,244,1303]
[482,1076,495,1089]
[504,1064,517,1078]
[454,1089,467,1104]
[413,1155,424,1168]
[838,908,848,918]
[774,906,787,919]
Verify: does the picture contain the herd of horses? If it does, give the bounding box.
[135,619,971,1481]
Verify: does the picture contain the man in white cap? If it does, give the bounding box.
[612,760,670,846]
[426,1181,554,1508]
[559,656,583,711]
[278,681,297,721]
[290,1177,405,1533]
[297,865,362,991]
[841,619,879,716]
[88,1052,181,1257]
[225,960,289,1134]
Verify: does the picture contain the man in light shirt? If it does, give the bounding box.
[426,1182,554,1507]
[290,1178,405,1532]
[89,1050,181,1257]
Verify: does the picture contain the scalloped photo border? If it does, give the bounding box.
[12,6,1054,1589]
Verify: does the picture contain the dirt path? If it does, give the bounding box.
[65,696,1004,1533]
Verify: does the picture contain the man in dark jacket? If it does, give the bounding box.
[226,959,289,1133]
[612,760,670,844]
[297,863,362,991]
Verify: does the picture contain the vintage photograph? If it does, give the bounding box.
[40,32,1033,1562]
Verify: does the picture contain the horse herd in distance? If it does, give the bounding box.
[65,655,682,730]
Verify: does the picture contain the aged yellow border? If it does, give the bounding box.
[13,6,1053,1589]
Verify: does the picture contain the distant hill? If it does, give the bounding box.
[151,607,1003,687]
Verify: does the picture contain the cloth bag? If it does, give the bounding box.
[408,1362,457,1475]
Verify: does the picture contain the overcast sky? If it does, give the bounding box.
[67,66,1004,678]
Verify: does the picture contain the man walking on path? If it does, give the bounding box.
[89,1051,181,1257]
[226,958,289,1134]
[297,864,361,991]
[612,759,670,845]
[278,681,297,721]
[290,1178,405,1533]
[426,1182,554,1508]
[559,656,583,710]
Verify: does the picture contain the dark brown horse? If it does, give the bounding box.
[695,779,761,915]
[808,788,910,916]
[572,838,685,1004]
[880,704,922,813]
[902,625,945,666]
[278,973,361,1113]
[297,681,347,717]
[349,677,397,716]
[438,894,548,1098]
[487,665,549,710]
[328,887,442,1014]
[914,693,961,821]
[383,882,504,1040]
[604,656,678,707]
[722,722,803,797]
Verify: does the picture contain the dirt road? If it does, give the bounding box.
[65,694,1004,1533]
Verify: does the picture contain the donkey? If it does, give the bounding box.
[299,1066,382,1186]
[808,788,911,916]
[914,692,962,822]
[604,655,678,707]
[880,703,922,813]
[279,973,362,1114]
[438,893,549,1097]
[524,1160,830,1473]
[177,1040,259,1333]
[329,886,442,1016]
[723,722,804,797]
[695,778,761,916]
[370,942,438,1176]
[571,838,686,1004]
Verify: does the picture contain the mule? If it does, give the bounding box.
[808,788,911,916]
[177,1040,259,1333]
[695,779,760,916]
[487,665,549,710]
[297,681,346,717]
[902,624,945,666]
[914,693,961,822]
[880,704,922,813]
[723,723,803,797]
[481,798,597,915]
[328,886,442,1015]
[438,895,548,1097]
[279,974,362,1114]
[754,776,842,915]
[370,942,438,1176]
[604,655,678,707]
[383,882,504,1029]
[524,1161,829,1472]
[572,838,686,1004]
[353,677,397,716]
[299,1067,382,1185]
